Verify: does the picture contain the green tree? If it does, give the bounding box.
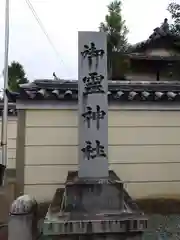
[167,2,180,35]
[167,2,180,78]
[99,0,129,79]
[7,61,29,92]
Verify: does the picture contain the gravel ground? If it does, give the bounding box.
[143,215,180,240]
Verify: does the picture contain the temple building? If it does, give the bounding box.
[112,19,180,81]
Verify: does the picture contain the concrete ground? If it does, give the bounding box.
[0,225,8,240]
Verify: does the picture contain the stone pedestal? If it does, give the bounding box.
[42,171,147,239]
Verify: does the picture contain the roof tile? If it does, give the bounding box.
[6,80,180,103]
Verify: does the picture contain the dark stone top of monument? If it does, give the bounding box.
[6,79,180,103]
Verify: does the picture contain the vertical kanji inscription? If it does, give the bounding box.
[81,42,104,69]
[82,105,106,129]
[78,32,108,178]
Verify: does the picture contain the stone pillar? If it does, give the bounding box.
[8,194,38,240]
[78,32,108,178]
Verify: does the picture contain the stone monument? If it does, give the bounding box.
[42,32,148,239]
[78,32,108,178]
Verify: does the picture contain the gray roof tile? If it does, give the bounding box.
[6,80,180,103]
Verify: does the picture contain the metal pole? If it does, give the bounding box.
[1,0,10,178]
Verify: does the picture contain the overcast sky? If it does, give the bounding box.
[0,0,176,85]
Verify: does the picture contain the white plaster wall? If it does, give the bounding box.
[0,117,17,169]
[24,108,180,202]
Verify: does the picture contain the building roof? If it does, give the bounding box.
[129,19,180,54]
[6,79,180,103]
[0,102,16,116]
[126,53,180,61]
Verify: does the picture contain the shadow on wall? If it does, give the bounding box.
[137,198,180,215]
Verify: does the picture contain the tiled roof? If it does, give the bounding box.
[6,79,180,103]
[4,108,17,116]
[0,103,16,116]
[127,54,180,61]
[129,19,180,53]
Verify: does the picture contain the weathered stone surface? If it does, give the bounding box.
[8,194,38,240]
[78,32,108,178]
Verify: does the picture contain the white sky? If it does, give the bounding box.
[0,0,178,85]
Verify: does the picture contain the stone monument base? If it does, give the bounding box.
[42,171,148,239]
